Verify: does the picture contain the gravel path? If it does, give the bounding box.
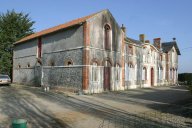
[0,85,191,128]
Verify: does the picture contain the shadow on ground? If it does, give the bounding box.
[93,86,192,119]
[21,86,180,128]
[1,85,191,128]
[0,86,70,128]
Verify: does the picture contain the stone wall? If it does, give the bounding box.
[13,25,84,87]
[42,67,82,89]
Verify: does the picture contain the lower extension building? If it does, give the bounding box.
[13,9,181,93]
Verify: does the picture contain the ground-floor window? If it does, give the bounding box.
[142,67,147,80]
[92,62,98,82]
[116,64,120,81]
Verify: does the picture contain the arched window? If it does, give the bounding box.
[104,60,111,67]
[116,64,120,81]
[142,67,147,80]
[51,61,55,66]
[92,61,98,82]
[160,67,163,80]
[172,68,175,81]
[170,69,172,80]
[104,24,111,50]
[160,54,162,61]
[128,45,133,55]
[128,63,134,81]
[158,67,161,82]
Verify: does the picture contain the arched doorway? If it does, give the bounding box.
[151,68,154,86]
[104,60,111,90]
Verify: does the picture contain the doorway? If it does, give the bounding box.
[151,68,154,86]
[104,60,111,90]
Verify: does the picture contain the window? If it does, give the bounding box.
[128,45,133,55]
[125,63,129,81]
[173,68,175,80]
[51,62,55,66]
[27,63,30,68]
[158,67,160,82]
[116,64,120,81]
[160,67,163,80]
[135,64,137,81]
[49,59,55,66]
[160,54,162,61]
[104,60,111,67]
[37,37,42,58]
[64,59,73,66]
[92,62,98,82]
[67,61,72,66]
[170,69,172,79]
[142,67,147,80]
[18,64,21,69]
[128,63,134,81]
[104,24,111,50]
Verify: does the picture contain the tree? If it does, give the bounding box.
[0,10,35,77]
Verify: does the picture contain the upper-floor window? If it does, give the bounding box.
[160,54,162,61]
[104,24,111,50]
[128,45,133,55]
[37,37,42,58]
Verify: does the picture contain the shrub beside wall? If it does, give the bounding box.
[178,73,192,94]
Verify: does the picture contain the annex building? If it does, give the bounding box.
[13,9,181,93]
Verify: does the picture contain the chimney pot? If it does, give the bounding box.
[121,24,126,35]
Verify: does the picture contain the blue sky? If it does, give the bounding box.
[1,0,191,73]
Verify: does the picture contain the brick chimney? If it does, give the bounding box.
[145,40,150,43]
[139,34,145,43]
[153,38,161,49]
[121,24,126,35]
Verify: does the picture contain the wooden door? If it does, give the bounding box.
[104,67,110,90]
[151,68,154,86]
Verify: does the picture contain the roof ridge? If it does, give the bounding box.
[15,9,107,44]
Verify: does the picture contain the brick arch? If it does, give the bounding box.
[90,58,101,66]
[143,66,147,80]
[115,62,121,67]
[127,61,135,68]
[102,57,113,67]
[103,23,111,30]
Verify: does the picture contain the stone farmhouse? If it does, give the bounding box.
[13,9,181,93]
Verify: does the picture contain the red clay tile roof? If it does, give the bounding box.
[15,10,105,44]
